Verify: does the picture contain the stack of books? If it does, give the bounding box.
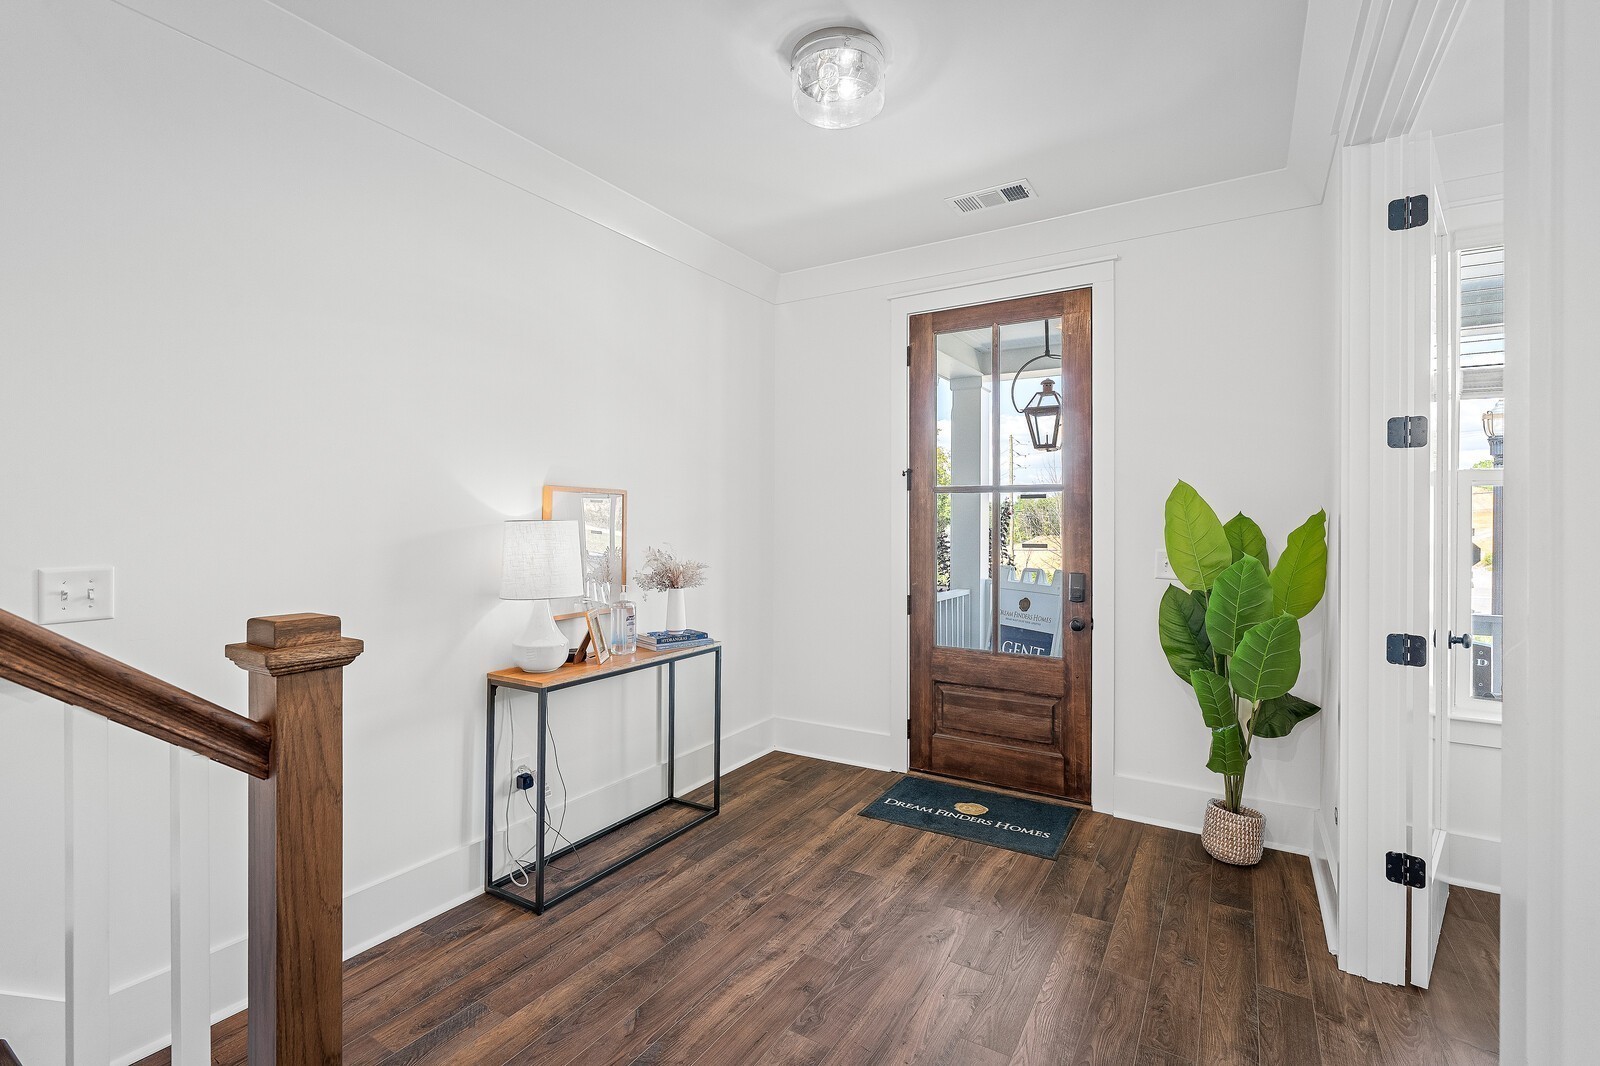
[638,629,714,652]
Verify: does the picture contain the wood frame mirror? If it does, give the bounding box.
[541,485,627,620]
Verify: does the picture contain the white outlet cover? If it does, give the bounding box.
[1154,551,1177,581]
[35,567,115,624]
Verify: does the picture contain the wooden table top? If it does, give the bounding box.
[488,642,721,691]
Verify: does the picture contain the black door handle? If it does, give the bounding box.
[1070,618,1087,632]
[1448,631,1472,649]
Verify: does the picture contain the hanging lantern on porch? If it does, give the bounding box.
[1021,379,1062,452]
[1009,320,1064,453]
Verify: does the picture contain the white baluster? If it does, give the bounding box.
[64,706,109,1065]
[170,749,211,1064]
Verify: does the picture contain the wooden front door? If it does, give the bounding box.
[909,288,1092,802]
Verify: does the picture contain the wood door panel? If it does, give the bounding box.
[935,683,1060,746]
[930,647,1064,693]
[909,286,1092,803]
[929,741,1065,796]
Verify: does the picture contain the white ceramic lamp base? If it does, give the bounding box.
[512,599,568,673]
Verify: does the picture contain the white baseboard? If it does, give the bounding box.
[2,720,773,1066]
[1111,773,1317,854]
[1442,830,1501,893]
[771,717,903,772]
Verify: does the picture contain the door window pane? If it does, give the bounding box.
[1469,483,1503,702]
[997,318,1065,486]
[1458,246,1505,470]
[998,491,1065,658]
[935,328,992,487]
[936,490,992,651]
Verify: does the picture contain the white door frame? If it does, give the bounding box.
[1334,135,1436,985]
[888,257,1118,813]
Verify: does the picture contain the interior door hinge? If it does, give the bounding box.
[1386,415,1428,449]
[1386,633,1427,667]
[907,594,912,616]
[1385,851,1427,889]
[1387,194,1430,231]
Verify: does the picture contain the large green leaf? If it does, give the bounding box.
[1158,585,1212,679]
[1224,513,1270,569]
[1251,693,1321,739]
[1207,724,1249,775]
[1190,669,1237,730]
[1164,481,1232,591]
[1205,556,1275,655]
[1270,510,1328,619]
[1230,615,1302,702]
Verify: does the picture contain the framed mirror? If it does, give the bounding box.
[541,485,627,619]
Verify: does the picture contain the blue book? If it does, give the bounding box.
[641,630,709,643]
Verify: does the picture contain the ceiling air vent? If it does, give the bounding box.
[946,179,1036,214]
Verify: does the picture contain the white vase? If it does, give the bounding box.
[665,588,687,632]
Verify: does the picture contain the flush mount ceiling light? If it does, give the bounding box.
[791,27,886,129]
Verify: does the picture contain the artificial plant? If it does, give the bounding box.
[1159,481,1327,813]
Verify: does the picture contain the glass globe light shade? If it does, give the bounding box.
[791,28,886,129]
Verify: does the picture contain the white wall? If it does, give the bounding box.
[0,2,775,1061]
[771,204,1335,850]
[1504,0,1600,1059]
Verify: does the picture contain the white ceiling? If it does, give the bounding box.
[272,0,1312,273]
[1415,0,1504,137]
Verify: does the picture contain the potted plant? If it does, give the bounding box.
[1159,481,1327,865]
[637,546,707,632]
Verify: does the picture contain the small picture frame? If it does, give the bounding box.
[584,605,613,665]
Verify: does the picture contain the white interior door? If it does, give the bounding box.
[1408,132,1450,987]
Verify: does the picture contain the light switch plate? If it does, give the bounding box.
[35,567,115,624]
[1155,550,1177,581]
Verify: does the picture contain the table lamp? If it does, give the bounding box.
[500,519,583,672]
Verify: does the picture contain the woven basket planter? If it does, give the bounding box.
[1201,799,1264,866]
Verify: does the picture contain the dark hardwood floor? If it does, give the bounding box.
[138,752,1499,1065]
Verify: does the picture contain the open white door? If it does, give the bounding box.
[1408,132,1451,988]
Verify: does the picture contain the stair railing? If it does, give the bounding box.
[0,609,363,1065]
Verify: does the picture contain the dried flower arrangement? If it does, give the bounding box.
[636,546,707,592]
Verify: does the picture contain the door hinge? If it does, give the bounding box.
[907,719,912,738]
[1386,851,1427,889]
[907,594,912,616]
[1387,194,1430,231]
[1386,633,1427,667]
[1386,415,1428,449]
[903,467,911,490]
[906,344,912,367]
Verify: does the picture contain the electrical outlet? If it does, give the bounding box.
[1154,550,1176,581]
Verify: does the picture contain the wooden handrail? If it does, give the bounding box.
[0,607,272,778]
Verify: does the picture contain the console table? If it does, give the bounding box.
[483,642,722,914]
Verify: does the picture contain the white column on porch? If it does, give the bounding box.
[947,374,989,644]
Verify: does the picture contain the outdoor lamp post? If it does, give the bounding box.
[1021,380,1063,452]
[1009,320,1065,453]
[1482,400,1505,467]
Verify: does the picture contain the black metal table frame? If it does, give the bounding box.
[483,645,722,914]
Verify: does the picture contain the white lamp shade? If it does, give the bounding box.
[500,520,584,600]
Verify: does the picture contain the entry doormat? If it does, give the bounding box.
[859,776,1080,859]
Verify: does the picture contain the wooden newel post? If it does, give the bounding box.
[226,614,363,1065]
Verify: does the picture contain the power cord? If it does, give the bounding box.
[496,692,581,888]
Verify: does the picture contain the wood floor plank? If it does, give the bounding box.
[1101,826,1179,980]
[1200,901,1259,1065]
[1257,986,1321,1066]
[129,755,1496,1066]
[1070,967,1150,1066]
[1253,850,1312,1000]
[1008,915,1111,1066]
[1139,856,1211,1061]
[1075,816,1144,922]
